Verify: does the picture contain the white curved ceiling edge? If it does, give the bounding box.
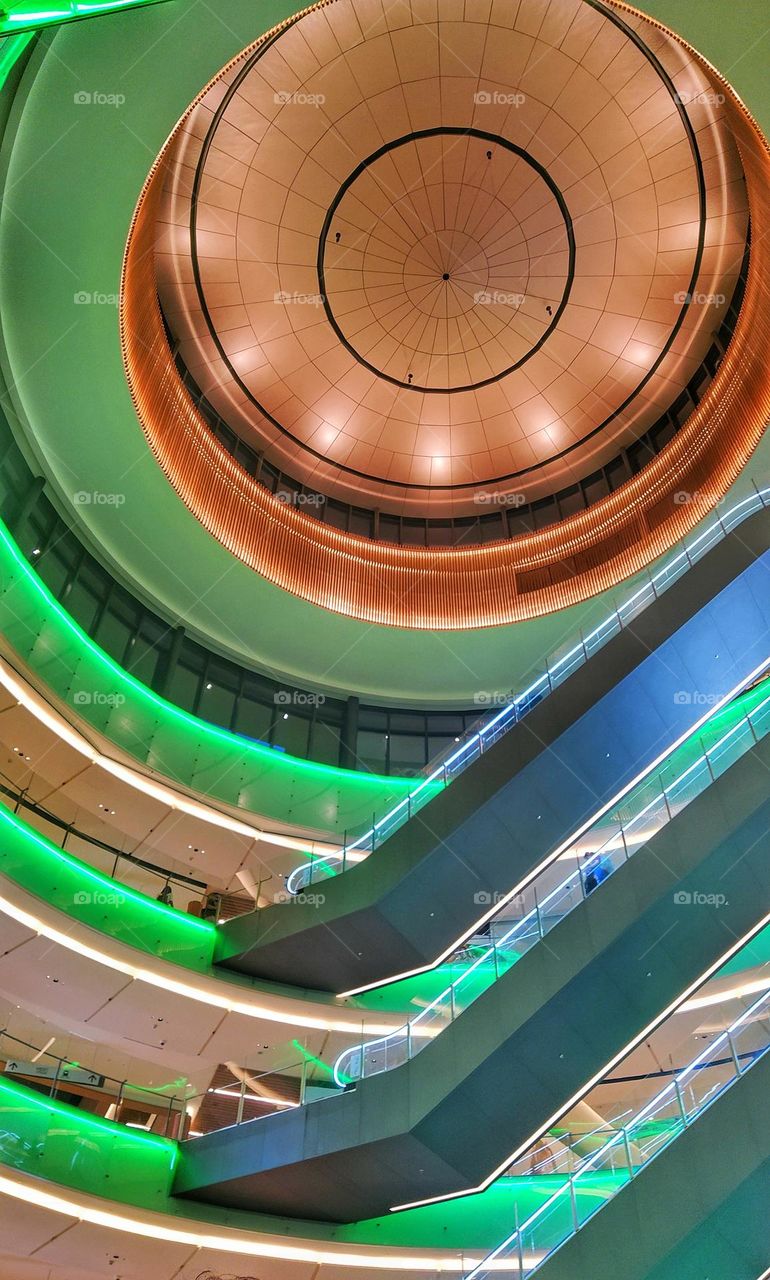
[0,651,342,861]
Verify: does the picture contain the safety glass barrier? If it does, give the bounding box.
[0,1,172,37]
[0,770,217,907]
[466,984,770,1279]
[289,486,770,894]
[0,1029,188,1139]
[0,1027,352,1143]
[0,799,218,969]
[333,676,770,1088]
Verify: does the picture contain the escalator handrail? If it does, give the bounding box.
[333,670,770,1085]
[289,484,770,893]
[465,981,770,1277]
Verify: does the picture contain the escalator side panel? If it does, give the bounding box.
[222,513,770,992]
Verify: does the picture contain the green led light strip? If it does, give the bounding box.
[0,0,171,36]
[0,800,218,969]
[0,31,33,84]
[0,517,423,833]
[0,1076,175,1151]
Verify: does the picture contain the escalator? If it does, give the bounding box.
[174,675,770,1220]
[220,507,770,993]
[465,980,770,1280]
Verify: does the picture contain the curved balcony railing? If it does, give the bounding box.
[333,668,770,1086]
[0,1028,334,1142]
[289,481,770,895]
[0,1028,188,1139]
[0,797,217,969]
[0,773,208,903]
[0,515,418,838]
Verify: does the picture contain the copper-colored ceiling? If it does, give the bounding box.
[155,0,748,516]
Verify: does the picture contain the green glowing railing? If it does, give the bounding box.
[0,519,425,833]
[0,1073,630,1251]
[466,982,770,1276]
[0,1077,177,1210]
[0,0,170,36]
[0,801,217,969]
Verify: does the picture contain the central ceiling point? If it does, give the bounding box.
[318,129,573,393]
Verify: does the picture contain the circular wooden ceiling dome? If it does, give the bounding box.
[152,0,748,516]
[121,0,770,629]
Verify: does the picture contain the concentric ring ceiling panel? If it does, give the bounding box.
[155,0,748,516]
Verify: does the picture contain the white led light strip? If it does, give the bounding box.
[341,653,770,998]
[0,1171,519,1272]
[0,655,340,860]
[0,885,401,1036]
[390,909,770,1212]
[334,672,770,1080]
[289,487,770,894]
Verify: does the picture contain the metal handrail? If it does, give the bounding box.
[334,669,770,1086]
[0,773,207,893]
[290,484,770,894]
[466,983,770,1278]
